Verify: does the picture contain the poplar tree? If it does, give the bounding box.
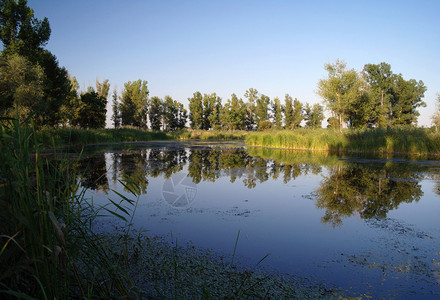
[255,94,270,129]
[111,88,121,128]
[317,60,360,132]
[284,94,294,129]
[221,94,246,130]
[292,98,303,128]
[304,103,324,128]
[120,79,149,128]
[96,79,110,102]
[202,93,219,130]
[244,88,258,130]
[208,94,222,130]
[271,97,282,128]
[149,96,162,130]
[189,91,203,129]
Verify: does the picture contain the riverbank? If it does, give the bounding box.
[245,128,440,156]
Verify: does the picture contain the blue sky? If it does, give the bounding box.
[28,0,440,127]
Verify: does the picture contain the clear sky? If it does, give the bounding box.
[28,0,440,127]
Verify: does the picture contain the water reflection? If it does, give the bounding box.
[77,155,109,193]
[315,165,423,227]
[77,145,432,225]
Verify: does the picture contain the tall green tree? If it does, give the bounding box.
[202,93,219,130]
[255,94,270,129]
[189,91,203,129]
[304,103,324,128]
[221,94,246,130]
[208,94,222,130]
[176,101,187,130]
[284,94,294,129]
[292,98,303,128]
[244,88,258,130]
[60,74,80,126]
[163,95,177,131]
[317,60,360,132]
[0,0,50,59]
[148,96,162,130]
[0,0,71,127]
[362,62,394,127]
[120,79,149,128]
[0,53,44,121]
[271,97,282,128]
[75,90,107,128]
[391,75,426,126]
[111,88,120,128]
[96,79,110,101]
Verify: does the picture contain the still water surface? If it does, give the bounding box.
[77,141,440,299]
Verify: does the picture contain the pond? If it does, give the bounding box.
[75,140,440,299]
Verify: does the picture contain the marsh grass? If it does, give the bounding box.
[245,127,440,155]
[35,127,171,148]
[0,118,137,298]
[172,129,248,140]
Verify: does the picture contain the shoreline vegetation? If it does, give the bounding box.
[36,126,440,156]
[245,128,440,156]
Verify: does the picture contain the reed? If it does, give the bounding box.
[172,129,248,140]
[245,127,440,155]
[35,127,171,148]
[0,119,135,298]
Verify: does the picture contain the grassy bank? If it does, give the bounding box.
[245,128,440,155]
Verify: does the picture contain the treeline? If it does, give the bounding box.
[185,90,323,131]
[111,82,187,131]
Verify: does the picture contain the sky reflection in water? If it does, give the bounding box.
[78,141,440,299]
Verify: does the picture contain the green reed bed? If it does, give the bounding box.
[35,127,171,148]
[245,128,440,155]
[172,129,248,140]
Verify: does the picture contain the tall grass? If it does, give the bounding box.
[0,119,136,298]
[35,127,171,148]
[172,129,248,140]
[245,127,440,155]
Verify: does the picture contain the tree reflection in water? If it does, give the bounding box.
[77,145,428,226]
[315,165,423,227]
